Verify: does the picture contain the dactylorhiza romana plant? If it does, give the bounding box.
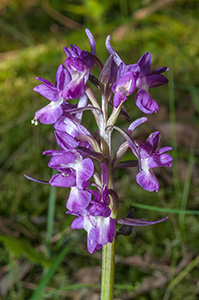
[27,29,173,299]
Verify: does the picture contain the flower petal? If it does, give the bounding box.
[55,64,71,91]
[35,77,55,87]
[62,79,85,99]
[48,151,77,169]
[113,91,127,108]
[81,51,94,69]
[75,93,88,122]
[97,217,115,246]
[147,153,173,168]
[35,100,63,124]
[66,187,91,212]
[136,169,160,192]
[55,130,78,150]
[100,163,109,187]
[143,131,160,154]
[146,74,168,88]
[76,158,94,189]
[71,216,85,229]
[156,146,173,154]
[34,84,59,102]
[87,227,98,253]
[134,89,159,114]
[149,67,169,75]
[49,172,76,187]
[137,52,152,77]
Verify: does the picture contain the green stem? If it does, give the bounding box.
[101,238,116,300]
[100,92,117,299]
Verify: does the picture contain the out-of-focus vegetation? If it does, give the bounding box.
[0,0,199,299]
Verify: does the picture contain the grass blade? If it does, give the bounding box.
[29,241,73,300]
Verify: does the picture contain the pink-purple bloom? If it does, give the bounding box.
[71,209,116,253]
[28,29,172,253]
[62,45,94,99]
[135,132,173,192]
[69,163,116,253]
[33,64,71,124]
[106,36,168,113]
[135,52,169,114]
[112,62,140,108]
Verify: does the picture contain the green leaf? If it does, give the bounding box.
[132,203,199,215]
[0,235,50,268]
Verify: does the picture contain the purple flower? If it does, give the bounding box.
[71,209,116,253]
[89,163,111,218]
[135,131,173,192]
[112,63,140,108]
[33,65,71,124]
[112,122,172,192]
[135,52,169,114]
[62,45,94,99]
[54,115,92,149]
[106,36,168,113]
[45,148,94,190]
[105,35,140,108]
[68,163,116,253]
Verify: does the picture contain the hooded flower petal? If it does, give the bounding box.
[62,77,85,99]
[55,64,71,91]
[137,52,152,77]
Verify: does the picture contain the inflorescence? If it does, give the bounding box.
[27,29,173,253]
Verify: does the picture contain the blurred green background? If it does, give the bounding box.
[0,0,199,299]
